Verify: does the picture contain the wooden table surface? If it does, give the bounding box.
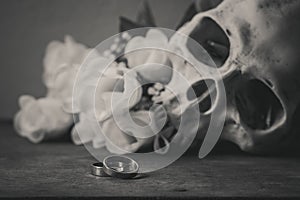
[0,121,300,199]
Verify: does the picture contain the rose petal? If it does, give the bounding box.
[92,133,106,149]
[18,95,35,108]
[135,62,172,84]
[27,130,46,143]
[145,29,168,46]
[101,118,137,154]
[14,97,72,143]
[43,35,90,88]
[124,36,146,66]
[153,134,170,155]
[125,29,169,69]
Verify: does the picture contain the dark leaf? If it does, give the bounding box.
[119,16,144,32]
[176,2,198,30]
[136,0,156,27]
[119,16,150,37]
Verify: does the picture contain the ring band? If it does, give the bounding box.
[103,155,139,179]
[91,162,109,177]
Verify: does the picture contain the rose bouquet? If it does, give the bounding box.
[14,1,199,154]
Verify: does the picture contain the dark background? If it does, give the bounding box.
[0,0,192,119]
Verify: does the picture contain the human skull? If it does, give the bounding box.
[168,0,300,153]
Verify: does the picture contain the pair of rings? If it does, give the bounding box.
[91,155,139,179]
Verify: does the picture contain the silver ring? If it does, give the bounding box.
[91,162,109,177]
[103,155,139,179]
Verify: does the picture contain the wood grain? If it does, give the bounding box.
[0,121,299,198]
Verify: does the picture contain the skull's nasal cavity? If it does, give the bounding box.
[187,17,230,68]
[235,79,285,130]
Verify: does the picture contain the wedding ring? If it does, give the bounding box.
[91,162,109,177]
[103,155,139,179]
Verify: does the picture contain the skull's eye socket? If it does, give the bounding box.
[235,79,285,130]
[187,79,217,113]
[187,17,230,68]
